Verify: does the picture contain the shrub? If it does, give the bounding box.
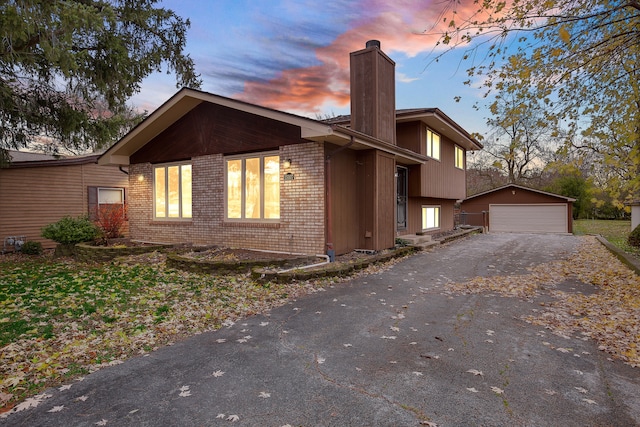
[93,204,127,243]
[20,241,43,255]
[41,216,100,244]
[628,224,640,247]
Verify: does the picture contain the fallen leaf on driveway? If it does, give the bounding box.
[466,369,484,376]
[47,405,65,413]
[466,387,479,393]
[491,386,504,394]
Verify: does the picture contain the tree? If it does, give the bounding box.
[0,0,201,158]
[430,0,640,203]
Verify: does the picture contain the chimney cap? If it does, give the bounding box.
[366,40,381,49]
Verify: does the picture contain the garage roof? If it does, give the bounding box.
[464,184,576,202]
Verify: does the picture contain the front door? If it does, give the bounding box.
[396,166,408,231]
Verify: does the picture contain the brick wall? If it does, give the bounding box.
[128,142,326,255]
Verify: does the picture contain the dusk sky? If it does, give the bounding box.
[131,0,493,136]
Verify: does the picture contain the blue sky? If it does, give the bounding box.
[131,0,491,136]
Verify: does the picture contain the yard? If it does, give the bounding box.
[573,219,640,258]
[0,251,362,412]
[2,223,640,415]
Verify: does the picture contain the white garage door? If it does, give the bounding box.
[489,204,568,233]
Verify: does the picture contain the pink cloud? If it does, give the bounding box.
[236,1,484,115]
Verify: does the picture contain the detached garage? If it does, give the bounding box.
[460,184,575,234]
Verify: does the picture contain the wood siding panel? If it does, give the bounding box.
[131,102,307,164]
[326,145,359,255]
[398,121,466,200]
[350,47,396,144]
[375,151,396,250]
[0,163,128,249]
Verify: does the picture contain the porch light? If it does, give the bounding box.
[138,175,145,182]
[283,159,292,169]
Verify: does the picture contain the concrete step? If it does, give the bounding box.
[397,234,432,245]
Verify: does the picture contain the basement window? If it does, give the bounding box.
[225,152,280,221]
[422,206,440,230]
[426,129,440,161]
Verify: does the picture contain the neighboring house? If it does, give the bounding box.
[98,41,481,257]
[459,184,575,234]
[629,200,640,231]
[0,151,128,250]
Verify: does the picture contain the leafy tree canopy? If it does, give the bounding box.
[0,0,201,157]
[432,0,640,202]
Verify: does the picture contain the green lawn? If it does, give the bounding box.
[573,219,640,258]
[0,253,329,410]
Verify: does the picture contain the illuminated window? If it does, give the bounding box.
[455,145,464,169]
[153,163,192,219]
[422,206,440,230]
[226,153,280,220]
[426,129,440,160]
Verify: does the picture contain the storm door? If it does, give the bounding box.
[396,166,408,231]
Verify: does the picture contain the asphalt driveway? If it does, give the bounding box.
[3,233,639,426]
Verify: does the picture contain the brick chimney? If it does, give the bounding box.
[350,40,396,145]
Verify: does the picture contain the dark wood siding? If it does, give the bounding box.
[327,147,396,254]
[327,145,359,255]
[350,47,396,144]
[397,121,466,200]
[131,102,307,164]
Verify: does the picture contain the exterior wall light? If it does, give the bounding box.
[283,159,292,169]
[138,175,145,182]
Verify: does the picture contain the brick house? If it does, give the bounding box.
[98,41,481,257]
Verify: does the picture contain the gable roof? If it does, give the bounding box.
[464,184,576,202]
[98,87,428,166]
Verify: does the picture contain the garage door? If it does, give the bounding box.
[489,204,568,233]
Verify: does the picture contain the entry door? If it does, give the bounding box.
[396,166,408,231]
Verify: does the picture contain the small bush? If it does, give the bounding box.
[93,204,127,244]
[628,224,640,247]
[41,216,100,244]
[20,241,43,255]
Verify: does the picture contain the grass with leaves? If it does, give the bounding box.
[573,219,640,258]
[0,252,341,412]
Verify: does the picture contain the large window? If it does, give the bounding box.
[426,129,440,160]
[455,145,464,169]
[422,206,440,230]
[154,163,192,219]
[226,153,280,220]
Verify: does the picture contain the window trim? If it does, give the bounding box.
[454,145,465,169]
[152,161,192,221]
[426,128,441,161]
[421,205,441,231]
[224,151,280,222]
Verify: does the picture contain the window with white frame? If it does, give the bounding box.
[426,128,440,160]
[153,162,192,219]
[225,153,280,220]
[422,206,440,230]
[98,187,124,205]
[455,145,464,169]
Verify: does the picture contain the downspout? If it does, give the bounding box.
[119,166,129,175]
[325,135,356,262]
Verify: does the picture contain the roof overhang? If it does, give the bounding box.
[463,184,576,202]
[311,125,427,165]
[98,88,335,166]
[396,109,483,152]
